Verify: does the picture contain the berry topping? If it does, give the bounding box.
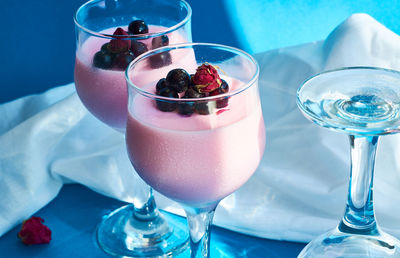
[101,43,111,53]
[108,27,131,53]
[131,40,148,57]
[152,35,169,49]
[209,79,230,108]
[195,101,215,115]
[113,51,135,70]
[93,51,114,69]
[128,20,149,35]
[192,63,222,93]
[178,100,195,116]
[153,64,229,115]
[184,87,202,98]
[166,68,190,93]
[150,52,172,68]
[156,78,169,94]
[156,87,179,112]
[177,88,200,116]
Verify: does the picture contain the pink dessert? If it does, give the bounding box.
[74,24,189,131]
[125,66,266,207]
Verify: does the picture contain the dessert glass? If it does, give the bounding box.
[297,67,400,257]
[73,0,192,256]
[125,43,266,257]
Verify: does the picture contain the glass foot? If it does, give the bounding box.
[298,227,400,257]
[96,204,189,257]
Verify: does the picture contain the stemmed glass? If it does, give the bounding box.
[297,67,400,257]
[125,43,266,257]
[73,0,192,256]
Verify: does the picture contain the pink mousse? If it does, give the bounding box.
[74,26,189,131]
[126,78,266,207]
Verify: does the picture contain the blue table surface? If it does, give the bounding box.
[0,184,306,257]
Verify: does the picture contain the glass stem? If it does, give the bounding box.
[339,135,379,234]
[132,182,159,221]
[184,205,217,258]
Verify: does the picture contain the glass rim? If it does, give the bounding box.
[73,0,192,40]
[296,66,400,135]
[297,66,400,106]
[125,42,260,102]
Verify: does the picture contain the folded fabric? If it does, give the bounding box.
[1,13,400,243]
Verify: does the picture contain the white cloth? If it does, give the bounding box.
[1,13,400,242]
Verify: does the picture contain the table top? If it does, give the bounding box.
[0,184,306,257]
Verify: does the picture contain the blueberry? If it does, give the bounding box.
[177,88,200,116]
[128,20,148,35]
[195,101,213,115]
[152,35,169,49]
[93,51,113,69]
[156,78,169,94]
[166,68,190,93]
[178,100,195,116]
[210,79,230,108]
[113,51,135,70]
[149,52,172,68]
[130,40,148,57]
[219,79,229,93]
[101,43,111,53]
[184,87,201,98]
[155,87,178,112]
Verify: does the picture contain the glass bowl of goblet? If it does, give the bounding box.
[73,0,192,256]
[297,67,400,257]
[125,42,266,257]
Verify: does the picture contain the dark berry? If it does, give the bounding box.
[101,43,111,53]
[166,68,190,93]
[152,35,169,49]
[178,100,195,116]
[128,20,148,35]
[195,101,214,115]
[113,51,135,70]
[155,87,178,112]
[177,88,199,116]
[155,78,169,94]
[219,79,229,93]
[149,52,172,68]
[184,88,202,98]
[210,79,230,108]
[93,51,113,69]
[130,40,148,57]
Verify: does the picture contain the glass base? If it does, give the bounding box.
[96,204,189,257]
[298,227,400,258]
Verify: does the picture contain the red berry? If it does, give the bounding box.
[108,27,131,53]
[18,217,51,245]
[192,64,222,93]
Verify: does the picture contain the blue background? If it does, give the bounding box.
[1,0,400,103]
[1,0,400,257]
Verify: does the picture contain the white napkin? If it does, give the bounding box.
[1,13,400,242]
